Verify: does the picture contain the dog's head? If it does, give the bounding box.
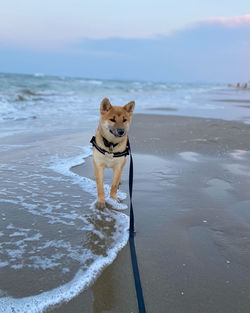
[99,98,135,139]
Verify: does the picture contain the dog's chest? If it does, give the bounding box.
[93,149,124,168]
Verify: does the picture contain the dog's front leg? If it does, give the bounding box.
[94,161,105,209]
[110,159,126,200]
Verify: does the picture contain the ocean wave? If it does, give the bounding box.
[0,73,240,129]
[82,79,103,85]
[21,89,38,96]
[20,89,58,97]
[34,73,44,78]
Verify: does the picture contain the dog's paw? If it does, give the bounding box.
[96,201,106,210]
[106,197,127,210]
[110,195,120,202]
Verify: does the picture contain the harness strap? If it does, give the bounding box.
[90,136,129,158]
[102,136,118,150]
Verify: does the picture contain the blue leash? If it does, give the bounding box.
[127,139,147,313]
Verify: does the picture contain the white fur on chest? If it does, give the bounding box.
[93,149,125,168]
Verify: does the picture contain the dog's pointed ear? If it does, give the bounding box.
[123,101,135,115]
[100,98,112,114]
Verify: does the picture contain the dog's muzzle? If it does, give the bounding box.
[109,127,126,137]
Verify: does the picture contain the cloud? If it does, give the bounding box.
[200,14,250,27]
[1,15,250,82]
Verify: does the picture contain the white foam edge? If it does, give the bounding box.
[48,145,127,210]
[0,204,129,313]
[179,151,200,162]
[0,145,130,312]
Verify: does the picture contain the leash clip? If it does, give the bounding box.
[105,152,114,159]
[109,144,114,153]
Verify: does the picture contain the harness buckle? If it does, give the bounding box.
[105,152,114,159]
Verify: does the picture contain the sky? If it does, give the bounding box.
[0,0,250,82]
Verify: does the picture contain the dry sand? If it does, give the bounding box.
[50,113,250,313]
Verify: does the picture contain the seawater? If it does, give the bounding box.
[0,72,249,312]
[0,135,128,312]
[0,72,236,135]
[1,72,250,136]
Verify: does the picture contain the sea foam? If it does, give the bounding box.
[0,145,129,312]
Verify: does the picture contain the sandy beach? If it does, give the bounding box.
[0,0,250,308]
[1,76,250,313]
[48,113,250,313]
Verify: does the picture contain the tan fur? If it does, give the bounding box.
[93,98,135,209]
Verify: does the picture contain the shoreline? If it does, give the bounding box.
[1,112,250,313]
[53,113,250,313]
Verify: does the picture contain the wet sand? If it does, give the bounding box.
[147,107,178,111]
[214,99,250,104]
[52,113,250,313]
[237,105,250,109]
[213,99,250,110]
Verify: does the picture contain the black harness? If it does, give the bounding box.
[90,136,129,157]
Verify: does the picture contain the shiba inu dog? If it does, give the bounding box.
[91,98,135,209]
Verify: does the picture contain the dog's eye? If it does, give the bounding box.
[109,118,115,122]
[123,118,127,122]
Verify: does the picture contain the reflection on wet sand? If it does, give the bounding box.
[2,111,250,313]
[68,144,250,313]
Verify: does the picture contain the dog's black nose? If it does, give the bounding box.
[117,128,125,136]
